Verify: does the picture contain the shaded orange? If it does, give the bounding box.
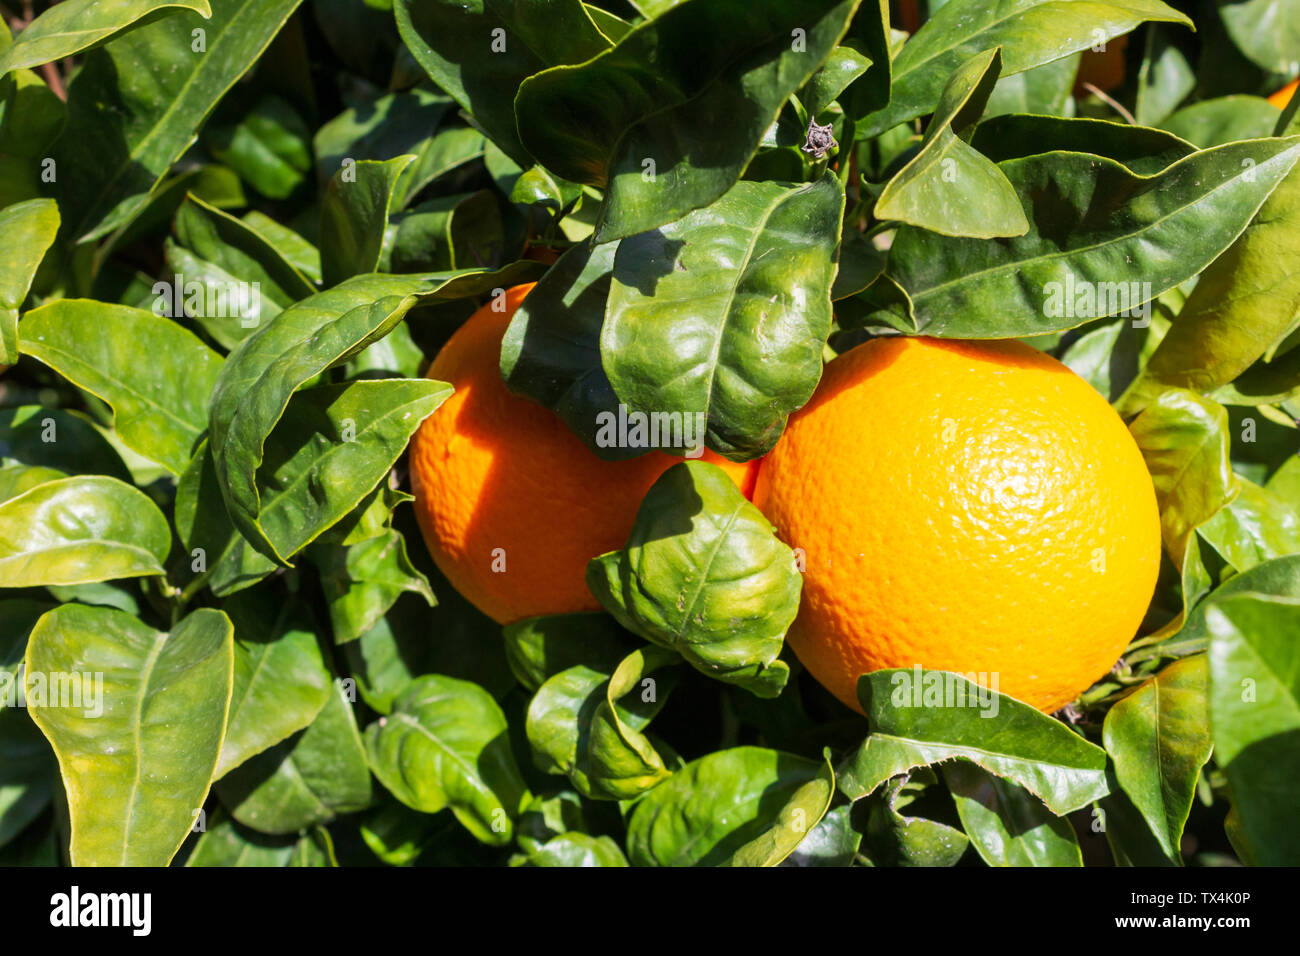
[409,284,760,625]
[1269,77,1299,109]
[753,336,1161,714]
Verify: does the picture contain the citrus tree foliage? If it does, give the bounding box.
[0,0,1296,868]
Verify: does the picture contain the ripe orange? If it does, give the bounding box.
[409,284,760,625]
[753,336,1161,714]
[1269,77,1298,109]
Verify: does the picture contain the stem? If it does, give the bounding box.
[1081,82,1137,125]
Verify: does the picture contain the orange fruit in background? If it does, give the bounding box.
[753,336,1161,714]
[409,284,760,625]
[1073,34,1129,97]
[1269,77,1298,109]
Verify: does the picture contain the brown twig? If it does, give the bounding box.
[1081,81,1137,126]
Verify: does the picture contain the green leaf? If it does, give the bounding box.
[187,380,450,595]
[1119,151,1300,415]
[840,670,1110,815]
[1160,95,1281,148]
[857,138,1300,338]
[875,48,1029,239]
[215,681,373,834]
[1217,0,1300,74]
[969,114,1196,175]
[388,189,505,273]
[515,0,860,242]
[55,0,304,241]
[0,406,130,482]
[314,527,434,645]
[172,194,317,309]
[1101,654,1211,861]
[625,746,826,867]
[780,804,862,867]
[207,268,532,562]
[1059,314,1169,402]
[526,648,681,800]
[985,52,1080,117]
[725,752,835,866]
[0,476,170,587]
[588,462,800,697]
[313,88,456,208]
[944,762,1083,866]
[516,832,629,867]
[205,94,312,200]
[603,174,843,459]
[1134,25,1195,126]
[1205,592,1300,866]
[1198,478,1300,573]
[392,0,546,165]
[856,0,1191,137]
[216,588,332,778]
[25,604,233,866]
[365,675,528,846]
[1128,389,1240,563]
[358,798,439,865]
[0,0,211,76]
[242,212,321,284]
[0,464,64,503]
[0,199,59,365]
[499,238,631,458]
[502,611,635,693]
[320,156,415,286]
[20,301,223,474]
[801,44,874,119]
[187,810,326,866]
[862,777,969,866]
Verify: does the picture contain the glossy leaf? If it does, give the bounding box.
[1198,478,1300,573]
[365,675,528,845]
[944,762,1083,866]
[588,462,800,697]
[840,670,1110,815]
[603,174,843,459]
[1128,389,1240,562]
[1205,593,1300,866]
[0,708,54,850]
[500,238,631,458]
[856,0,1191,137]
[26,605,233,866]
[969,114,1196,175]
[1102,654,1211,861]
[20,301,223,474]
[515,0,859,241]
[187,811,325,866]
[393,0,546,165]
[502,611,635,693]
[216,681,372,834]
[625,747,826,867]
[780,805,862,867]
[1119,149,1300,415]
[320,156,415,286]
[314,527,434,645]
[55,0,303,241]
[863,778,970,867]
[189,380,449,594]
[0,0,211,76]
[207,267,534,561]
[857,138,1300,338]
[516,832,629,867]
[526,648,681,800]
[216,588,332,778]
[874,48,1029,239]
[0,199,59,365]
[726,752,835,866]
[0,476,170,587]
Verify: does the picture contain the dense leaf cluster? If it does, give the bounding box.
[0,0,1297,867]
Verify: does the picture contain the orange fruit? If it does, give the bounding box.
[1269,77,1298,109]
[1073,34,1129,97]
[753,336,1161,714]
[409,284,761,625]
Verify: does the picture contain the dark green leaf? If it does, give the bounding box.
[944,762,1083,866]
[588,462,800,697]
[0,199,59,365]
